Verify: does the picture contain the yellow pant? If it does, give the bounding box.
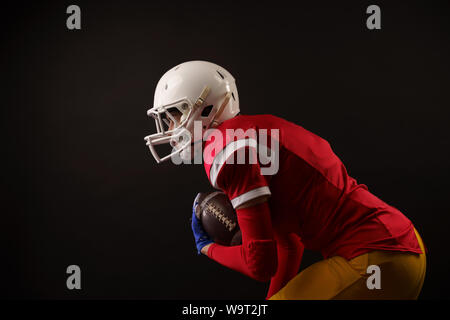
[270,229,426,300]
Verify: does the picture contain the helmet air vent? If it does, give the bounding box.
[216,70,225,79]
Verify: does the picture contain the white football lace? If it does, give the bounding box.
[205,203,237,232]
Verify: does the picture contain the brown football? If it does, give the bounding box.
[194,191,242,246]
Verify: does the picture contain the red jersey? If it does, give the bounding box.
[203,114,422,260]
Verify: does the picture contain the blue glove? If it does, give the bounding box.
[191,200,213,255]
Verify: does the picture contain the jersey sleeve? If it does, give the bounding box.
[207,201,278,282]
[209,140,271,209]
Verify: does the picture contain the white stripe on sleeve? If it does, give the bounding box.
[209,138,258,188]
[230,186,271,209]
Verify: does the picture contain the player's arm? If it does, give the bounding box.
[199,196,304,296]
[201,143,279,282]
[200,195,269,254]
[205,196,278,282]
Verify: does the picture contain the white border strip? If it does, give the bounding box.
[210,138,258,188]
[230,186,271,209]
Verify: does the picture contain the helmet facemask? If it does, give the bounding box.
[145,87,212,163]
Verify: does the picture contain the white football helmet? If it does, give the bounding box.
[144,61,240,163]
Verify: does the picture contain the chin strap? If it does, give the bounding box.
[211,91,232,128]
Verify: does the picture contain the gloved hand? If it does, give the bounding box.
[191,199,213,255]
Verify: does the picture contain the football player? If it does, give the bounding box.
[144,61,426,299]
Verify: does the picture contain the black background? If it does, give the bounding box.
[1,0,449,299]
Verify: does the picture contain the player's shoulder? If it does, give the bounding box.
[207,114,286,141]
[217,113,284,130]
[203,114,275,184]
[203,114,275,155]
